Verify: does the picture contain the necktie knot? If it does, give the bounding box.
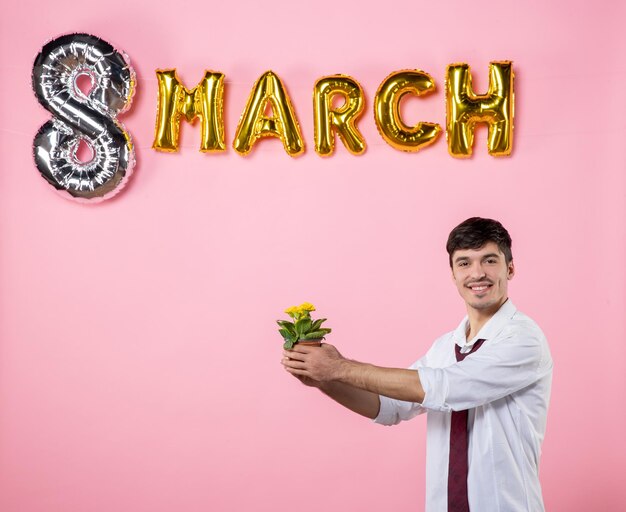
[454,338,485,362]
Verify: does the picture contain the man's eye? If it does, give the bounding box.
[486,259,497,264]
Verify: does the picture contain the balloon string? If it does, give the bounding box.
[6,126,626,150]
[0,128,397,149]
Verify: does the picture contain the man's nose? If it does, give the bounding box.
[469,262,486,279]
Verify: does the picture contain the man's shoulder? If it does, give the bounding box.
[479,300,548,347]
[427,329,458,353]
[499,307,553,371]
[507,308,554,374]
[506,308,547,343]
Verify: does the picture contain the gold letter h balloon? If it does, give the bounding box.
[446,62,514,157]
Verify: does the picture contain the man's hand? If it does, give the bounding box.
[281,342,424,410]
[281,343,345,383]
[281,343,383,419]
[292,375,321,388]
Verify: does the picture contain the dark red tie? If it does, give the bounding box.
[447,339,485,512]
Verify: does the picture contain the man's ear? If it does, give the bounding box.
[507,260,515,280]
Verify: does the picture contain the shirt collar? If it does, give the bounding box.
[452,299,517,347]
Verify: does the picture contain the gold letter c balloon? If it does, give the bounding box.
[374,70,441,152]
[446,61,514,158]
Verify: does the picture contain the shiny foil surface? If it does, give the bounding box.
[32,33,136,201]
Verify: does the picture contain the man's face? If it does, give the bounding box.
[451,241,514,313]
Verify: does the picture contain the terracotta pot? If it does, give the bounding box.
[295,339,323,347]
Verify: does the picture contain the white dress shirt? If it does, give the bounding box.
[374,300,553,512]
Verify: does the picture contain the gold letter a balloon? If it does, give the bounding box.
[233,71,304,157]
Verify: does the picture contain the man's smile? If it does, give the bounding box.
[466,281,493,294]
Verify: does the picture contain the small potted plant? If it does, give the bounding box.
[277,302,332,349]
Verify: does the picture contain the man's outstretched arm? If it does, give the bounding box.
[319,380,381,419]
[282,343,425,411]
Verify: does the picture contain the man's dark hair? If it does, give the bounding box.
[446,217,513,267]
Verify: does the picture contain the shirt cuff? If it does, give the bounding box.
[373,395,398,426]
[417,367,450,412]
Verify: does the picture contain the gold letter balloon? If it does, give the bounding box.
[313,75,366,156]
[153,69,225,152]
[233,71,304,157]
[446,61,514,158]
[374,70,441,152]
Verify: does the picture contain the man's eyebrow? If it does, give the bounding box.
[453,252,501,263]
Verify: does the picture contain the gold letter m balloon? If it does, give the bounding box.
[446,62,514,158]
[152,69,225,152]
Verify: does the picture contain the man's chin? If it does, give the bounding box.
[467,294,509,312]
[468,298,497,310]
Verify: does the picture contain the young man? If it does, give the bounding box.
[282,217,553,512]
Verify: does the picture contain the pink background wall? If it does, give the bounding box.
[1,1,625,510]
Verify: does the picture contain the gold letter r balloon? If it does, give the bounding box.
[313,75,366,156]
[446,61,514,158]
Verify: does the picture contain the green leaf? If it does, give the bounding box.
[279,328,297,343]
[276,320,296,336]
[301,330,327,340]
[295,317,312,337]
[283,339,296,350]
[310,318,327,331]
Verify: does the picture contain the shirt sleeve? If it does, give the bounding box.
[374,392,426,426]
[417,326,550,412]
[373,356,428,426]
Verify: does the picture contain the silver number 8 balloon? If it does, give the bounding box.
[32,33,136,202]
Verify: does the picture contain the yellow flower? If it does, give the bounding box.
[298,302,316,312]
[284,305,299,315]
